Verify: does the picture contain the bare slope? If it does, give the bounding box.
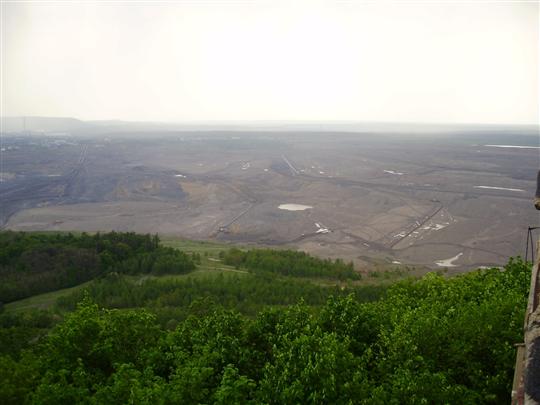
[2,130,537,270]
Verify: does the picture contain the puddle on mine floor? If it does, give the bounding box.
[278,204,313,211]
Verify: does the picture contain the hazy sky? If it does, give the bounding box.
[2,1,538,125]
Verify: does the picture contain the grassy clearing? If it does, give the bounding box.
[3,271,248,314]
[161,237,232,257]
[124,264,249,284]
[161,236,252,274]
[4,281,93,313]
[4,260,247,314]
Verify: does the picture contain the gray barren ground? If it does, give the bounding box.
[2,130,538,271]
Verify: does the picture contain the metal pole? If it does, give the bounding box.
[526,228,530,262]
[531,228,535,264]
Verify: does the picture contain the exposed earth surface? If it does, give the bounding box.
[2,122,538,272]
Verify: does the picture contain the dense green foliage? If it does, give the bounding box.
[222,248,359,280]
[0,232,195,303]
[0,257,529,404]
[54,272,385,322]
[0,309,56,359]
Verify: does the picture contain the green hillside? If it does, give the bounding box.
[0,231,530,404]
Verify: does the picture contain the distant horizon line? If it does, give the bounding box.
[1,115,538,128]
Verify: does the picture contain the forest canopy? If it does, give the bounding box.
[0,231,195,303]
[0,229,530,404]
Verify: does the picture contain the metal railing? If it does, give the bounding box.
[512,239,540,405]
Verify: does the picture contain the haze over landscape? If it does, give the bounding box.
[2,2,540,404]
[1,1,539,271]
[2,1,538,124]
